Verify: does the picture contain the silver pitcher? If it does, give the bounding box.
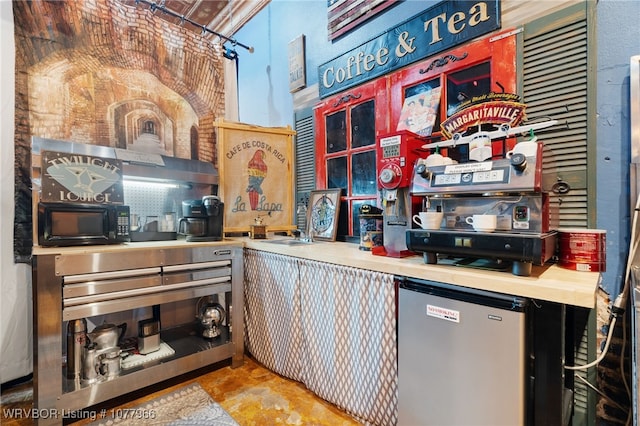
[81,344,105,385]
[99,350,122,378]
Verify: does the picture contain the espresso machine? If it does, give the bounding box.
[406,141,558,276]
[375,131,424,257]
[179,195,224,241]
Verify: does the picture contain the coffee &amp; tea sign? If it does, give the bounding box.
[318,0,501,98]
[40,150,124,204]
[214,119,297,235]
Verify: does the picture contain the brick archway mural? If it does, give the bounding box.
[13,0,226,261]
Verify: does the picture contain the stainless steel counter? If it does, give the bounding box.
[33,237,598,308]
[32,239,243,255]
[32,241,244,425]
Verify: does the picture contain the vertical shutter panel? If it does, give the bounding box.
[523,17,589,228]
[294,113,315,230]
[522,5,594,425]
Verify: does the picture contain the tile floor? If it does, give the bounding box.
[0,355,362,425]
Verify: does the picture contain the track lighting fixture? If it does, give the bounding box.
[134,0,254,55]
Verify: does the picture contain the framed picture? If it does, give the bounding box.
[288,34,306,93]
[396,86,441,136]
[215,119,297,235]
[307,189,341,241]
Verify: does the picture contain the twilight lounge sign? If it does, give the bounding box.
[40,150,124,204]
[318,0,501,98]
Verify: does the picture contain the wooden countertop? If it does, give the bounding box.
[32,237,599,308]
[240,237,599,308]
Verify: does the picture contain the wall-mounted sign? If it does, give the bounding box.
[214,119,297,234]
[288,34,306,93]
[40,150,124,204]
[318,0,501,98]
[440,92,525,138]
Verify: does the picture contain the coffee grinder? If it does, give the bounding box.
[375,131,424,257]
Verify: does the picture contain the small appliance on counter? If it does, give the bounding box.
[179,195,224,241]
[38,202,131,247]
[375,131,424,257]
[32,137,220,247]
[406,141,558,276]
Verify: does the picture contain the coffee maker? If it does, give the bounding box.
[179,195,224,242]
[375,131,424,257]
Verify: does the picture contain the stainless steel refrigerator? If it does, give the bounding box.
[398,277,529,425]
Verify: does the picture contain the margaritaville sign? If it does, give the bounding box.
[318,0,501,98]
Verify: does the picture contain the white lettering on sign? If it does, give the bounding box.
[426,304,460,323]
[442,102,525,138]
[423,2,491,44]
[47,155,121,174]
[322,47,390,89]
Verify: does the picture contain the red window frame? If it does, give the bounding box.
[314,77,390,237]
[314,32,517,239]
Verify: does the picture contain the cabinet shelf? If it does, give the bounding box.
[60,324,234,412]
[32,243,244,425]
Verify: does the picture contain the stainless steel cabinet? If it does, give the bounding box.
[32,244,244,425]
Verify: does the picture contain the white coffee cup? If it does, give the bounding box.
[413,211,444,230]
[506,140,539,158]
[425,153,446,167]
[465,214,497,232]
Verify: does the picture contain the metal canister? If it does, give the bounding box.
[359,204,383,251]
[66,318,87,379]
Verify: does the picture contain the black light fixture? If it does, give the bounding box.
[133,0,254,55]
[223,47,238,61]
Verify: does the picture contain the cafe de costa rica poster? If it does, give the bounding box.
[214,119,297,234]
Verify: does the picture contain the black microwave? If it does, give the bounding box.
[38,202,131,247]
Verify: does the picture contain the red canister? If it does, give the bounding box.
[557,228,606,272]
